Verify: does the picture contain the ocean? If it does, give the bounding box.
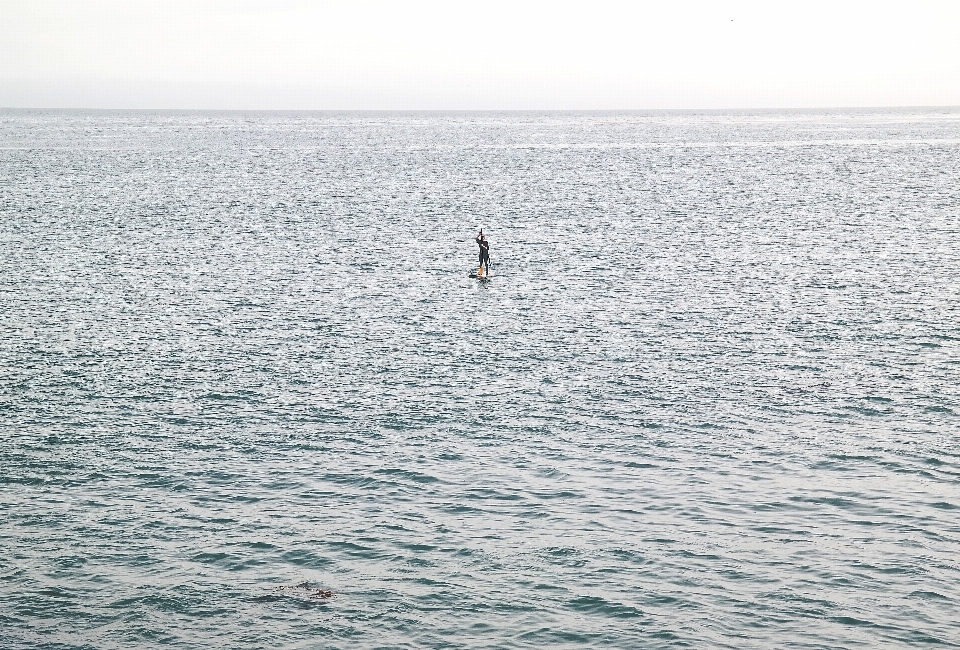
[2,108,959,648]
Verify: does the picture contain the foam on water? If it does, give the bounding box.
[1,108,959,648]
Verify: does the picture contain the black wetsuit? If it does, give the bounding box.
[477,236,490,268]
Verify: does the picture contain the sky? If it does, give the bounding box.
[1,0,958,110]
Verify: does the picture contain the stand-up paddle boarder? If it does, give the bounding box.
[476,230,490,276]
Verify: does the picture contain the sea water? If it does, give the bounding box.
[1,109,959,648]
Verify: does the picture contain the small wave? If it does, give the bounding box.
[567,595,647,619]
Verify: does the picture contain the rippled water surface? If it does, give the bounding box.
[2,109,960,648]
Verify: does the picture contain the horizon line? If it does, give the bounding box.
[4,104,960,113]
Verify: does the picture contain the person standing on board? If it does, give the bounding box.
[476,230,490,275]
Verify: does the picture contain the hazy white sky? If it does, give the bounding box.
[2,0,958,109]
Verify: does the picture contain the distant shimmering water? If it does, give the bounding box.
[2,108,959,649]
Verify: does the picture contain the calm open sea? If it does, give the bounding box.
[2,108,959,648]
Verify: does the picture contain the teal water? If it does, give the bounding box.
[2,109,959,648]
